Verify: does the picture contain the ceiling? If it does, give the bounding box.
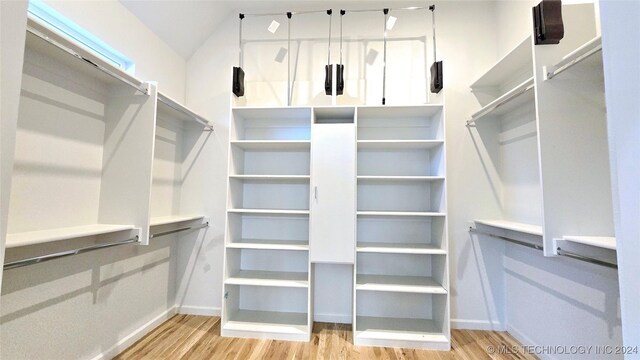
[120,0,427,60]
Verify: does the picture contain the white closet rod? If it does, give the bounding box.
[26,26,149,96]
[149,222,209,239]
[3,236,140,270]
[469,227,618,269]
[157,96,214,131]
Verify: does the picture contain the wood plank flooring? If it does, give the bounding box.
[115,315,538,360]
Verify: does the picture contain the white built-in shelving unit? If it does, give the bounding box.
[222,107,313,341]
[468,3,616,267]
[354,105,450,350]
[3,15,211,267]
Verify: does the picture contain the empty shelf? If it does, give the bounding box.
[229,175,311,181]
[471,36,532,89]
[224,310,308,335]
[355,316,448,343]
[357,140,443,150]
[228,209,310,215]
[357,242,446,255]
[230,140,311,150]
[150,215,205,227]
[468,77,535,125]
[562,236,616,251]
[356,275,447,294]
[5,224,136,249]
[358,211,446,217]
[227,239,309,251]
[473,219,543,236]
[157,92,212,128]
[547,36,602,80]
[225,270,309,288]
[357,176,445,182]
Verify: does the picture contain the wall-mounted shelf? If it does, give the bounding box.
[5,224,136,249]
[356,275,447,294]
[473,219,543,237]
[356,242,447,255]
[149,215,205,227]
[467,77,535,126]
[546,36,602,80]
[357,140,443,150]
[225,270,309,288]
[471,36,532,89]
[157,92,212,130]
[561,235,616,250]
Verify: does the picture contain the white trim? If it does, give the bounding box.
[313,313,353,324]
[177,305,221,316]
[451,318,505,331]
[89,306,176,360]
[507,325,558,360]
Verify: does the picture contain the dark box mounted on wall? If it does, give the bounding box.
[430,61,443,94]
[232,66,245,97]
[533,0,564,45]
[324,64,345,96]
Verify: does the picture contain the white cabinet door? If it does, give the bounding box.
[310,123,356,263]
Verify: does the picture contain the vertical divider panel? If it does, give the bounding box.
[98,83,158,245]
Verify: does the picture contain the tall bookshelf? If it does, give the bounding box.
[353,105,450,350]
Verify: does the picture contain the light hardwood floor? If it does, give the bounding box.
[115,315,538,360]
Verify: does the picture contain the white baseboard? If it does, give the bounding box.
[89,306,177,360]
[452,318,506,331]
[177,305,221,316]
[313,313,352,324]
[506,325,558,360]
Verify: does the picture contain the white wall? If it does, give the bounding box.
[43,0,187,103]
[0,2,189,359]
[184,1,510,328]
[599,0,640,355]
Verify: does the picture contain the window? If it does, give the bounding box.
[28,0,135,74]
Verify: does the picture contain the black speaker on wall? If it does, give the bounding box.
[232,66,245,97]
[533,0,564,45]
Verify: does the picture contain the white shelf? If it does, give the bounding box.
[357,176,444,182]
[355,316,448,344]
[468,77,535,125]
[225,270,309,288]
[149,215,205,227]
[546,36,602,80]
[358,211,446,217]
[224,310,308,335]
[227,209,310,215]
[471,36,532,89]
[229,175,310,181]
[227,239,309,251]
[357,140,443,150]
[230,140,311,151]
[356,275,447,294]
[357,242,447,255]
[474,219,543,236]
[562,236,616,251]
[157,92,211,128]
[5,224,136,249]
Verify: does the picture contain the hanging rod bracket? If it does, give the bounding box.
[340,9,346,16]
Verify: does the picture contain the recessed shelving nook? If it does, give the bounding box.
[4,14,156,264]
[354,105,450,350]
[222,105,449,349]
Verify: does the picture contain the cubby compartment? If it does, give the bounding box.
[231,107,311,141]
[355,291,449,349]
[357,145,445,177]
[222,284,309,340]
[357,179,445,213]
[313,106,355,124]
[229,145,310,176]
[228,178,310,211]
[357,106,444,140]
[6,26,156,246]
[226,213,309,250]
[357,215,446,253]
[225,248,309,288]
[356,253,447,293]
